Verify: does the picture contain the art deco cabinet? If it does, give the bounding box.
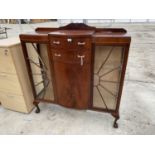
[0,38,34,113]
[20,23,131,128]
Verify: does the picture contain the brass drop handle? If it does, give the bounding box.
[54,53,61,57]
[77,42,85,46]
[77,55,85,66]
[53,41,60,45]
[67,38,72,42]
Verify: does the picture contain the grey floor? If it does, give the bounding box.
[0,22,155,134]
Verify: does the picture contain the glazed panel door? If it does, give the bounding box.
[93,45,125,111]
[25,43,54,101]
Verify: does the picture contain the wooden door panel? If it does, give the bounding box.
[53,61,91,109]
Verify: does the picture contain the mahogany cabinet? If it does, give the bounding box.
[20,23,131,128]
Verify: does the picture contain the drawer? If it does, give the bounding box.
[50,37,91,50]
[0,73,22,95]
[0,91,27,113]
[52,49,91,64]
[0,48,16,74]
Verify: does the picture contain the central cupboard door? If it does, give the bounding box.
[51,48,92,109]
[54,61,91,109]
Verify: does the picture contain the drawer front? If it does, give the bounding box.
[52,49,91,64]
[0,91,27,113]
[0,73,22,95]
[50,37,91,50]
[0,48,16,74]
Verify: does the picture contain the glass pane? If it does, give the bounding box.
[93,46,124,110]
[25,43,54,101]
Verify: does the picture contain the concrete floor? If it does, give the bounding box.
[0,22,155,134]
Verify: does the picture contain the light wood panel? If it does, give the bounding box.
[0,48,16,74]
[0,91,28,113]
[0,73,22,95]
[0,43,34,113]
[11,44,34,112]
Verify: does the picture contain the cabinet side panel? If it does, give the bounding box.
[11,44,34,112]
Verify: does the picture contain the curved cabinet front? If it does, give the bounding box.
[49,35,92,109]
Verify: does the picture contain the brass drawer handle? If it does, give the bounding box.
[77,55,85,66]
[53,41,60,45]
[77,42,86,46]
[54,53,61,57]
[67,38,72,42]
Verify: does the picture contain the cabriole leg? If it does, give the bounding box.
[35,104,40,113]
[111,112,120,128]
[113,117,119,128]
[33,101,40,113]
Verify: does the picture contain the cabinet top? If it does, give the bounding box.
[20,23,131,45]
[0,37,20,48]
[49,30,95,37]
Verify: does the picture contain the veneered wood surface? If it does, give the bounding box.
[50,36,92,50]
[49,33,92,109]
[53,61,91,109]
